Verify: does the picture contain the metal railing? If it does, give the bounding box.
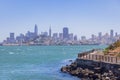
[78,53,120,64]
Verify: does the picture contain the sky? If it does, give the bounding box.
[0,0,120,42]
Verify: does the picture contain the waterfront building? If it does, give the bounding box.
[63,27,69,39]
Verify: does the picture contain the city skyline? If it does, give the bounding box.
[2,25,120,41]
[0,0,120,42]
[1,25,120,46]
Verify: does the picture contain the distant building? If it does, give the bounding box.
[49,27,52,37]
[63,27,69,39]
[16,34,24,43]
[41,32,48,37]
[69,33,73,40]
[115,32,118,37]
[110,29,114,38]
[34,24,38,36]
[74,35,77,41]
[53,33,58,39]
[9,33,15,43]
[81,36,86,41]
[98,32,102,40]
[91,34,95,41]
[59,33,63,39]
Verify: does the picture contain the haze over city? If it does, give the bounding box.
[0,0,120,42]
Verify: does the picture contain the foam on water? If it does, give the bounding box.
[9,52,14,54]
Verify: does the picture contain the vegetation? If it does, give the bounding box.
[103,40,120,55]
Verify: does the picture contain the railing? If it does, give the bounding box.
[78,53,120,64]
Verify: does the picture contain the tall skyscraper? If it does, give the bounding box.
[98,32,102,40]
[9,33,15,43]
[34,24,38,36]
[115,32,118,37]
[49,27,52,37]
[63,27,69,39]
[110,29,114,38]
[10,33,15,39]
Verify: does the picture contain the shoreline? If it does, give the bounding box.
[61,49,120,80]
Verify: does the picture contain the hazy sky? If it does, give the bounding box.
[0,0,120,42]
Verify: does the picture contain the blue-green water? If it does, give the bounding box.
[0,45,107,80]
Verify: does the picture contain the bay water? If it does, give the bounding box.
[0,45,107,80]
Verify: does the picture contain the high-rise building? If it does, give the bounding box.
[63,27,69,39]
[98,32,102,40]
[10,33,15,39]
[81,36,86,41]
[49,27,52,37]
[41,32,48,37]
[9,33,15,43]
[110,29,114,38]
[74,35,77,41]
[59,33,63,39]
[91,34,95,41]
[53,33,58,39]
[115,32,118,37]
[34,24,38,36]
[69,33,73,40]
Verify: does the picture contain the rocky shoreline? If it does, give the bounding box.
[61,58,120,80]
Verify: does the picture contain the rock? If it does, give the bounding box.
[61,59,120,80]
[69,60,73,62]
[61,66,67,73]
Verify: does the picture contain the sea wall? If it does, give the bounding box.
[61,50,120,80]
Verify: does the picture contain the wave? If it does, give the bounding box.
[9,52,14,54]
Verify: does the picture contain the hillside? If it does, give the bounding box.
[104,40,120,57]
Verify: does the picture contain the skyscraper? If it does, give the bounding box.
[110,29,114,38]
[10,33,15,39]
[49,27,52,37]
[9,33,15,43]
[74,35,77,41]
[69,33,73,40]
[63,27,69,39]
[98,32,102,40]
[59,33,63,39]
[34,24,38,36]
[115,32,118,37]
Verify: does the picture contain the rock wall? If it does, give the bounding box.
[61,58,120,80]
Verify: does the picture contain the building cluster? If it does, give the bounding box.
[2,24,120,46]
[80,29,120,45]
[2,25,78,46]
